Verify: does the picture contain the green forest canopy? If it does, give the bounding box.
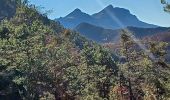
[0,0,170,100]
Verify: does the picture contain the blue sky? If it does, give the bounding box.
[29,0,170,27]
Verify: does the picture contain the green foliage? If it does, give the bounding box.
[0,1,118,99]
[3,0,170,99]
[115,32,170,100]
[161,0,170,12]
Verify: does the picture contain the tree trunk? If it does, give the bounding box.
[128,78,135,100]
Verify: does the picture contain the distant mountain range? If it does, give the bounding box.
[75,22,170,43]
[75,22,120,42]
[56,5,158,30]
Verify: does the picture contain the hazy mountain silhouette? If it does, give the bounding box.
[92,5,158,29]
[57,8,96,29]
[57,5,158,29]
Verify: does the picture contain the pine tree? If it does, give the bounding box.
[161,0,170,12]
[117,30,170,100]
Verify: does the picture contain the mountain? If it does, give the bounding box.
[56,5,158,29]
[57,8,96,29]
[75,22,169,43]
[92,5,158,29]
[75,22,120,43]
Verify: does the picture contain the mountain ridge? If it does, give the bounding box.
[56,5,158,29]
[75,22,169,43]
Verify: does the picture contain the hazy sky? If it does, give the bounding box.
[29,0,170,27]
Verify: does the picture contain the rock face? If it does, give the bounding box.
[56,5,158,29]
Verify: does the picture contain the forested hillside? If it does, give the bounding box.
[0,0,118,99]
[0,0,170,100]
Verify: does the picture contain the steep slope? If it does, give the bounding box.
[0,1,118,99]
[57,5,158,29]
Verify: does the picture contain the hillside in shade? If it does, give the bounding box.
[75,22,169,43]
[74,22,120,43]
[0,0,16,20]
